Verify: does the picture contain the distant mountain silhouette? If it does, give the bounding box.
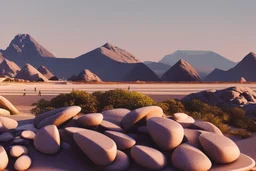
[1,34,158,81]
[75,69,102,82]
[0,59,21,77]
[67,75,77,81]
[124,63,160,81]
[16,64,49,82]
[205,52,256,81]
[161,59,201,81]
[37,65,55,79]
[144,61,171,77]
[159,50,236,76]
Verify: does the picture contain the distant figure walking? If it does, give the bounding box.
[38,91,41,96]
[128,86,130,91]
[34,87,37,92]
[23,89,26,96]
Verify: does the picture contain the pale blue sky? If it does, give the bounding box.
[0,0,255,62]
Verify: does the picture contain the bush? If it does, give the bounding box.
[158,99,185,116]
[31,98,55,116]
[31,90,99,115]
[95,89,155,111]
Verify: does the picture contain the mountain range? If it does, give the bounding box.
[1,34,158,81]
[0,33,254,82]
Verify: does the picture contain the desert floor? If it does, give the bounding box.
[1,82,255,115]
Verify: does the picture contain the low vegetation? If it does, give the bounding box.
[31,89,256,138]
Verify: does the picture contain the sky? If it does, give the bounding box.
[0,0,255,62]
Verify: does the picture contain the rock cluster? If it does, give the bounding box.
[0,105,255,170]
[183,86,256,115]
[0,118,34,170]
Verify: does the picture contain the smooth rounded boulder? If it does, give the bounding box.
[14,155,32,171]
[34,125,60,154]
[193,121,223,135]
[102,108,130,125]
[175,116,195,128]
[184,129,208,149]
[121,106,163,131]
[173,113,189,121]
[74,129,117,166]
[77,113,103,127]
[10,145,28,157]
[21,130,36,140]
[34,106,81,128]
[199,132,240,163]
[0,132,13,142]
[100,120,124,132]
[103,150,130,171]
[104,130,136,150]
[0,96,19,114]
[0,108,10,116]
[0,146,8,170]
[147,117,184,150]
[64,127,86,136]
[0,116,18,132]
[172,143,212,171]
[131,145,166,170]
[16,124,38,133]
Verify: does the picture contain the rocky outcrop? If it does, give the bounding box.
[161,59,201,81]
[75,69,102,82]
[182,86,256,115]
[37,65,55,79]
[0,59,20,77]
[15,64,49,82]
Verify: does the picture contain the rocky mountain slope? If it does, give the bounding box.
[161,59,201,81]
[205,52,256,81]
[16,64,49,82]
[0,59,21,77]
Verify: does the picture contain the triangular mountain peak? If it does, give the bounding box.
[243,52,256,61]
[3,34,55,59]
[161,59,201,81]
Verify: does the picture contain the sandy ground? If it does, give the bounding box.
[1,81,254,115]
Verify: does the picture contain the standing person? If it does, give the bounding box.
[23,89,26,96]
[34,87,37,92]
[38,90,41,96]
[128,86,130,91]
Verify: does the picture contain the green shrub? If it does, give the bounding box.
[230,129,252,139]
[31,90,99,115]
[31,98,55,116]
[157,99,185,116]
[95,89,155,111]
[188,112,201,119]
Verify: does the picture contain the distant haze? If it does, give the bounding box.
[0,0,255,62]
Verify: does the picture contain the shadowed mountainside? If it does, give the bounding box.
[161,59,201,81]
[205,52,256,81]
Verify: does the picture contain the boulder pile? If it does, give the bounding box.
[0,105,255,170]
[183,86,256,115]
